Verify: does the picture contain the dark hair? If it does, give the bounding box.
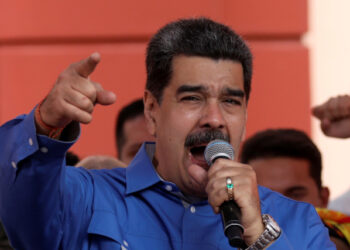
[240,129,323,189]
[115,98,144,157]
[65,151,80,166]
[146,17,252,103]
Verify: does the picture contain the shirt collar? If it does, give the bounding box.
[126,142,161,194]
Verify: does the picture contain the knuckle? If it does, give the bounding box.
[84,84,97,100]
[247,170,257,184]
[93,81,102,90]
[80,96,94,111]
[211,179,221,190]
[56,71,70,83]
[208,193,219,206]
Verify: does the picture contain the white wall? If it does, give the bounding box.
[305,0,350,199]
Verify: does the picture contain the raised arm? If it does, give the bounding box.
[0,53,115,249]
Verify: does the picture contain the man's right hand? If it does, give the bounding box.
[312,95,350,138]
[37,53,116,135]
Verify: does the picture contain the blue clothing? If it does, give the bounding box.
[0,110,335,249]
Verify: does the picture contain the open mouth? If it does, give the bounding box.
[189,145,208,168]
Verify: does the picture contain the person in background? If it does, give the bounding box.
[0,17,334,249]
[115,98,154,164]
[0,222,12,250]
[76,98,153,169]
[312,94,350,214]
[240,128,350,249]
[65,151,80,166]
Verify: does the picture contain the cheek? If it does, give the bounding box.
[160,109,199,137]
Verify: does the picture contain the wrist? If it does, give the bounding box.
[34,101,64,139]
[245,214,281,250]
[244,218,265,246]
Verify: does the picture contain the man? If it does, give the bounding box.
[240,128,350,249]
[240,129,329,206]
[115,98,154,164]
[0,18,334,249]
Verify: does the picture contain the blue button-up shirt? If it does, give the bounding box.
[0,110,335,249]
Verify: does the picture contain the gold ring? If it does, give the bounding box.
[226,177,234,200]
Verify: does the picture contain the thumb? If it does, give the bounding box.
[96,90,117,106]
[73,52,101,78]
[92,81,116,105]
[311,105,324,119]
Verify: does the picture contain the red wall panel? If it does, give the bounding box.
[0,0,306,40]
[0,0,309,159]
[0,1,225,40]
[226,0,307,37]
[246,41,310,137]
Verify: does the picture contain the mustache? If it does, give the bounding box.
[184,129,229,148]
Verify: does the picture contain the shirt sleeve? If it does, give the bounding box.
[0,109,94,250]
[266,206,336,250]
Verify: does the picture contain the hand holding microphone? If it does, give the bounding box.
[204,140,245,248]
[204,140,265,247]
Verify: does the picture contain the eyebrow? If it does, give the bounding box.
[222,87,245,98]
[176,85,206,95]
[285,186,308,193]
[176,85,245,98]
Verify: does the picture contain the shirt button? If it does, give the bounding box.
[40,147,48,153]
[123,240,128,247]
[28,138,33,146]
[11,161,17,169]
[190,206,196,213]
[165,185,172,191]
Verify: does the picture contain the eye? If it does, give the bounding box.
[180,95,201,102]
[223,98,242,106]
[287,191,307,200]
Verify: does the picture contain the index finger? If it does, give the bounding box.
[72,52,101,78]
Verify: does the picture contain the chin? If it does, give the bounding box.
[185,182,208,199]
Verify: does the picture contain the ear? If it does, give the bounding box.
[144,90,158,137]
[319,186,330,208]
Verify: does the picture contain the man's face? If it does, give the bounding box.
[249,157,329,207]
[120,115,154,164]
[145,55,247,197]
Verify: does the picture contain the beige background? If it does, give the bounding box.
[306,0,350,199]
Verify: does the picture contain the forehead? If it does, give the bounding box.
[168,55,244,93]
[250,157,314,183]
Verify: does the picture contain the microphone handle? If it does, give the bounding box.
[220,200,247,248]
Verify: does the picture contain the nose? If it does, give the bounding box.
[199,101,225,129]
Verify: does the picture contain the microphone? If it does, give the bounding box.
[204,139,246,248]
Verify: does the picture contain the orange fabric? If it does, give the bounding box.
[317,207,350,245]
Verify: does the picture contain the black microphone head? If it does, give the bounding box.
[204,139,234,166]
